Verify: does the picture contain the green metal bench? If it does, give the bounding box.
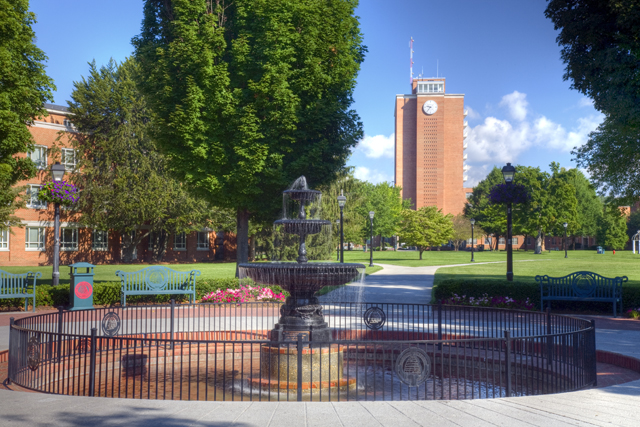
[535,271,626,317]
[0,270,42,312]
[115,266,201,307]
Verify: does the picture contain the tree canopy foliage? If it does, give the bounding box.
[66,59,214,262]
[398,206,453,260]
[546,0,640,200]
[597,204,628,250]
[132,0,366,265]
[0,0,55,230]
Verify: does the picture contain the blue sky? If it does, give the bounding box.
[31,0,602,187]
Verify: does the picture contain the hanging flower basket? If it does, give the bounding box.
[37,181,79,207]
[489,183,530,205]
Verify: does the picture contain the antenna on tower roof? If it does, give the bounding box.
[437,60,439,77]
[410,37,414,86]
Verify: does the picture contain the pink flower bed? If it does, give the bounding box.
[625,308,640,320]
[441,293,535,311]
[201,285,286,304]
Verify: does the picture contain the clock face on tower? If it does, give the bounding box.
[422,100,438,115]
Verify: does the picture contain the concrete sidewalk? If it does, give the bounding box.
[1,263,639,426]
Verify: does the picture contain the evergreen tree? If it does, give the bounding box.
[66,59,212,262]
[0,0,55,230]
[133,0,366,268]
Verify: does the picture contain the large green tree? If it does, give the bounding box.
[398,206,453,260]
[133,0,366,267]
[546,0,640,200]
[359,182,404,250]
[464,167,506,249]
[0,0,55,230]
[597,204,628,250]
[67,59,211,262]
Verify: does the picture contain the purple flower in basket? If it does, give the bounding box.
[489,183,530,205]
[38,181,79,206]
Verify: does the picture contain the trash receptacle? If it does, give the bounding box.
[69,262,95,311]
[597,246,605,255]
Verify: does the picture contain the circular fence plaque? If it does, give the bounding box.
[102,311,121,337]
[363,307,386,330]
[395,348,431,387]
[27,336,41,371]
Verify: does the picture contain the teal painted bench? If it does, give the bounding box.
[535,271,626,317]
[115,266,201,307]
[0,270,42,312]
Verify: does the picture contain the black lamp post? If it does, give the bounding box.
[563,222,568,258]
[369,211,374,267]
[501,162,516,282]
[335,219,340,261]
[51,162,65,286]
[337,190,346,263]
[470,218,475,262]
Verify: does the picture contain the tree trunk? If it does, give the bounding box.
[151,230,168,263]
[572,236,576,251]
[249,233,256,261]
[524,234,528,251]
[235,208,250,277]
[419,248,424,260]
[379,234,383,251]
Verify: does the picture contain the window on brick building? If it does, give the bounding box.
[26,185,46,209]
[499,237,506,245]
[29,145,47,169]
[417,82,444,93]
[92,230,108,251]
[174,232,186,251]
[197,231,209,251]
[25,227,45,251]
[60,228,78,251]
[61,148,76,171]
[0,230,8,250]
[526,237,532,245]
[512,237,519,245]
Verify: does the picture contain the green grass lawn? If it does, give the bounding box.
[434,250,640,288]
[342,248,544,266]
[1,262,238,286]
[2,260,383,286]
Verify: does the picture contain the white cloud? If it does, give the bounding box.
[578,97,594,108]
[465,106,481,120]
[499,91,528,121]
[354,166,392,184]
[356,133,394,158]
[466,92,604,169]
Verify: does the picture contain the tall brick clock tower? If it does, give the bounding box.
[394,78,470,215]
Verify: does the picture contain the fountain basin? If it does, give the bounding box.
[239,262,365,294]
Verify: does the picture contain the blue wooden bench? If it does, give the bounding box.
[535,271,627,317]
[115,266,201,307]
[0,270,42,312]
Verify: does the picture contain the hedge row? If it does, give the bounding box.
[433,278,640,313]
[0,278,288,310]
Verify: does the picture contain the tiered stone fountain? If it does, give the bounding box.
[239,176,365,395]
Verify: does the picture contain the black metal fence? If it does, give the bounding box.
[8,302,596,401]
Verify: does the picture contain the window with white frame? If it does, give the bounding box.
[512,237,519,245]
[197,231,209,250]
[485,237,492,245]
[499,237,506,245]
[92,230,108,251]
[60,228,78,251]
[417,82,444,94]
[174,232,186,251]
[61,148,76,171]
[26,185,46,209]
[25,227,45,251]
[29,145,47,169]
[0,229,8,250]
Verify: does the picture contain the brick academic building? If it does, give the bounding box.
[0,104,235,267]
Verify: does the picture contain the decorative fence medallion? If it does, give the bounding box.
[363,307,386,330]
[572,273,597,297]
[102,311,121,337]
[395,348,430,387]
[27,336,41,371]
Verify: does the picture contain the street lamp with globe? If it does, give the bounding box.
[563,222,568,258]
[337,191,346,263]
[369,211,374,267]
[470,218,475,262]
